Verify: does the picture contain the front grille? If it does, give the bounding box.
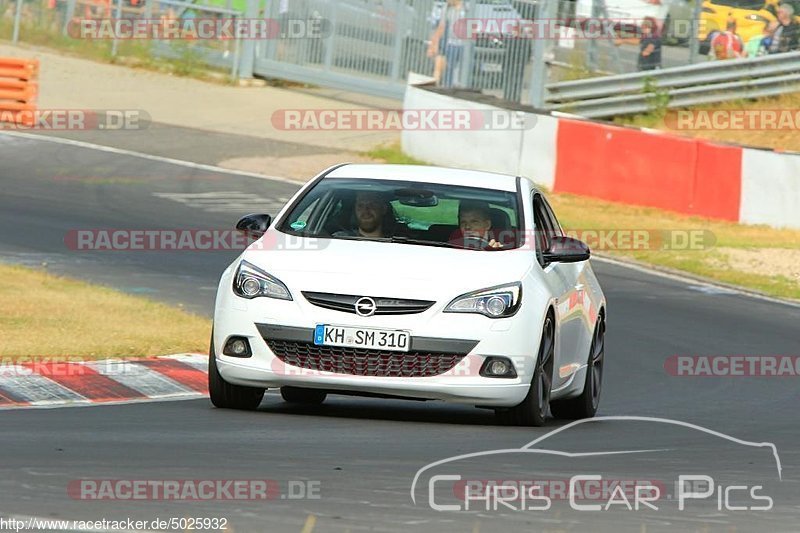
[302,291,435,316]
[266,339,465,378]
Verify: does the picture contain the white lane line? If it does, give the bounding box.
[0,394,205,411]
[88,360,197,398]
[0,130,301,185]
[0,371,88,404]
[152,191,290,213]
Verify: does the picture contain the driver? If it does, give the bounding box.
[333,190,391,239]
[449,200,506,249]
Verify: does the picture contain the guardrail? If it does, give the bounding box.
[545,52,800,118]
[0,57,39,126]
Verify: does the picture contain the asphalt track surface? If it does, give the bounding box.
[1,132,800,532]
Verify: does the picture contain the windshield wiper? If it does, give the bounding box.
[389,236,462,249]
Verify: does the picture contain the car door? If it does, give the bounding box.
[540,194,594,369]
[532,193,573,375]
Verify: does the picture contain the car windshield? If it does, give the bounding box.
[277,178,522,250]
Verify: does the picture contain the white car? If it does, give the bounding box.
[209,164,606,426]
[575,0,691,39]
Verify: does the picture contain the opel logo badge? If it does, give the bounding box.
[355,297,377,317]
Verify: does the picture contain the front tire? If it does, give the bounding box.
[280,386,327,405]
[551,317,605,420]
[208,332,265,410]
[496,314,554,427]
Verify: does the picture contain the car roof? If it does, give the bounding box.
[325,164,532,193]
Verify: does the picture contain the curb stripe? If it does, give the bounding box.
[136,359,209,394]
[0,388,29,405]
[163,353,209,372]
[89,360,198,398]
[0,354,209,410]
[0,372,88,404]
[25,362,147,403]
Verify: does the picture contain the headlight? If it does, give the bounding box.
[444,282,522,318]
[232,260,292,300]
[745,14,769,22]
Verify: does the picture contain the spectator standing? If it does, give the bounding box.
[710,18,746,59]
[615,17,662,71]
[428,0,466,88]
[769,3,800,53]
[745,22,774,57]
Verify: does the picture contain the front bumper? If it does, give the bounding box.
[213,296,539,408]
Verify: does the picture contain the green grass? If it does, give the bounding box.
[364,143,428,165]
[0,264,210,357]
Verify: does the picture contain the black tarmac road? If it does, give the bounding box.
[1,131,799,532]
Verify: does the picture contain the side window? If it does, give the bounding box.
[532,194,553,264]
[541,196,564,238]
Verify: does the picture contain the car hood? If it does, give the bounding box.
[242,231,532,297]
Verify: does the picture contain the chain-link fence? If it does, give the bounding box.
[2,0,798,106]
[0,0,243,77]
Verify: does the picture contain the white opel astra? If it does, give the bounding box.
[210,164,606,426]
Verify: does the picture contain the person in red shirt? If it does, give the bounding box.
[711,18,746,59]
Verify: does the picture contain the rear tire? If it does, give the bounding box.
[496,314,554,427]
[208,332,265,410]
[551,318,605,420]
[280,386,327,405]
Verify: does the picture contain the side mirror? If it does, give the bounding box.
[235,213,272,239]
[542,236,590,264]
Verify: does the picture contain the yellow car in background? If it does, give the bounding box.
[700,0,800,44]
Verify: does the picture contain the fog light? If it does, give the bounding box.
[489,360,509,375]
[479,356,517,378]
[222,336,252,358]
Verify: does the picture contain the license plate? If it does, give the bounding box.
[481,62,502,73]
[314,324,410,352]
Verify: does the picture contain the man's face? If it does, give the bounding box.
[354,193,387,233]
[459,209,491,239]
[778,7,791,24]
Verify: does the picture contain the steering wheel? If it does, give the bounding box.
[461,235,495,250]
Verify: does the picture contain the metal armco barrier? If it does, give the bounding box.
[0,57,39,126]
[545,52,800,118]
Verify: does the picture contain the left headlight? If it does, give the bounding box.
[444,282,522,318]
[232,260,292,300]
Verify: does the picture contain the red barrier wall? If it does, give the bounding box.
[554,119,742,221]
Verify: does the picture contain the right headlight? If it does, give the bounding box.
[444,282,522,318]
[232,260,292,300]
